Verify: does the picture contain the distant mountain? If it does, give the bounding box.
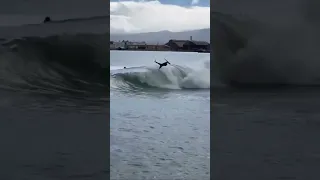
[110,28,210,44]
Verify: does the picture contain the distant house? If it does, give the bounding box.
[146,44,157,50]
[183,40,210,51]
[146,44,170,51]
[110,41,127,50]
[165,40,189,51]
[126,41,147,50]
[165,39,210,52]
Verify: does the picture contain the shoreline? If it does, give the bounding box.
[110,49,210,53]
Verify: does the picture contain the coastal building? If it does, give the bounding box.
[126,41,147,50]
[110,38,210,52]
[165,36,210,52]
[146,44,170,51]
[110,41,126,50]
[183,40,210,51]
[165,40,189,51]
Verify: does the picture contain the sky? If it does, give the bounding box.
[110,0,210,34]
[110,0,210,7]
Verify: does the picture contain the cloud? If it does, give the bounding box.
[110,0,209,34]
[191,0,200,5]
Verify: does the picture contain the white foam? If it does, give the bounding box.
[111,60,210,89]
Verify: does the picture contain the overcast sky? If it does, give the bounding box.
[110,0,210,34]
[0,0,210,33]
[110,0,209,7]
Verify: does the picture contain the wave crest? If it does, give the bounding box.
[0,33,108,95]
[111,62,210,90]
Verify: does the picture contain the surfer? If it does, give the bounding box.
[154,58,171,69]
[43,16,51,23]
[124,67,126,69]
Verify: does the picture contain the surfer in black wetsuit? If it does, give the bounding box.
[154,58,171,69]
[43,16,51,23]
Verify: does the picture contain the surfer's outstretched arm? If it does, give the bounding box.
[154,60,161,65]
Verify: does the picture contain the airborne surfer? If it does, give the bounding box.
[154,58,171,69]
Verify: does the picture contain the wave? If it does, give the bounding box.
[212,11,320,87]
[0,15,109,96]
[0,33,109,96]
[0,15,108,40]
[110,61,210,91]
[29,15,109,26]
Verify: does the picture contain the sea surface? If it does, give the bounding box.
[211,8,320,179]
[110,51,210,179]
[0,9,109,179]
[212,87,320,180]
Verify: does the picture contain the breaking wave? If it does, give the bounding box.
[0,15,109,97]
[0,33,109,96]
[212,11,320,87]
[110,61,210,91]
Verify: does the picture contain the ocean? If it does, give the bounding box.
[110,51,210,179]
[211,7,320,179]
[0,12,109,179]
[212,87,320,179]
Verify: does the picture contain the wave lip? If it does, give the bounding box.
[110,62,210,91]
[0,15,108,40]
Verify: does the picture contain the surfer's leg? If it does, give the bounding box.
[159,65,162,69]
